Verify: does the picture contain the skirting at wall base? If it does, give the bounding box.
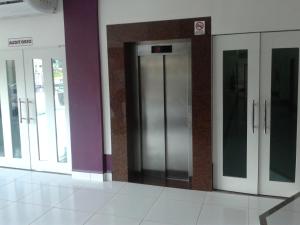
[72,171,112,182]
[104,172,112,181]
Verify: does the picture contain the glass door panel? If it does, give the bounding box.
[213,33,260,194]
[270,48,298,183]
[223,50,248,179]
[24,47,71,173]
[0,101,4,157]
[52,59,68,163]
[6,60,22,159]
[260,31,300,197]
[0,50,30,169]
[33,58,51,161]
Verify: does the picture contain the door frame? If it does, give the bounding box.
[107,17,212,191]
[259,31,300,197]
[213,31,300,197]
[213,33,260,194]
[0,49,31,169]
[0,46,72,174]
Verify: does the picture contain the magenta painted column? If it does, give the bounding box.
[63,0,104,172]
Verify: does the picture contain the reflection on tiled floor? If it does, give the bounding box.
[0,168,285,225]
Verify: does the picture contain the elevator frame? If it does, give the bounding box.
[107,17,212,191]
[126,40,193,184]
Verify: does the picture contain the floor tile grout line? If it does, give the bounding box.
[139,187,166,225]
[82,211,100,225]
[0,169,283,225]
[28,206,55,225]
[248,196,250,225]
[26,180,126,224]
[195,192,208,225]
[142,218,175,225]
[46,189,78,208]
[194,203,205,225]
[83,181,129,222]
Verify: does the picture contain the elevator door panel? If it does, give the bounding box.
[165,55,190,178]
[140,56,165,172]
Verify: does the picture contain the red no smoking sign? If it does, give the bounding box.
[194,21,205,35]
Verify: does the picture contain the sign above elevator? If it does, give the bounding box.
[8,37,33,47]
[194,21,205,35]
[151,45,172,54]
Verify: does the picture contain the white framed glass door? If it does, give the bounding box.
[0,50,31,169]
[259,31,300,197]
[24,47,71,174]
[213,34,260,194]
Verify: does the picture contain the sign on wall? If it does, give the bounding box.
[8,37,33,47]
[194,21,206,35]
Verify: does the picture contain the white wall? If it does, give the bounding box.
[100,0,300,155]
[0,1,65,50]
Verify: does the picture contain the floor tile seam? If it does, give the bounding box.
[119,184,164,195]
[19,184,78,197]
[139,187,166,224]
[28,206,55,225]
[112,191,162,200]
[94,209,142,221]
[88,194,117,215]
[82,211,100,225]
[16,174,32,182]
[85,212,144,225]
[111,182,127,194]
[53,204,99,214]
[108,184,135,196]
[75,186,123,195]
[14,187,47,203]
[0,200,16,210]
[93,184,127,215]
[16,199,56,208]
[195,200,206,225]
[159,195,207,205]
[0,178,16,188]
[140,218,176,225]
[203,202,250,210]
[10,186,43,202]
[38,190,77,207]
[9,200,55,209]
[0,181,11,187]
[248,196,250,225]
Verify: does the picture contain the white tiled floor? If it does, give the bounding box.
[0,168,286,225]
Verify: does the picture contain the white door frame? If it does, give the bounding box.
[24,47,71,174]
[213,33,260,194]
[0,47,71,174]
[259,31,300,197]
[0,50,31,169]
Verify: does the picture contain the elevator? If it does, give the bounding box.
[126,40,192,187]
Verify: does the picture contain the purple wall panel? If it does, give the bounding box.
[63,0,104,172]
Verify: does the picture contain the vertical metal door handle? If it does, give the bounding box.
[18,98,27,124]
[19,98,23,124]
[26,98,30,124]
[264,100,267,134]
[252,100,255,134]
[26,98,34,124]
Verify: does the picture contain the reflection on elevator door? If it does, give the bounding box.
[127,40,192,184]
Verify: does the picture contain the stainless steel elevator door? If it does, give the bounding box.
[165,55,191,179]
[140,55,165,173]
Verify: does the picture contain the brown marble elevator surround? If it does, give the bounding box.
[107,17,212,191]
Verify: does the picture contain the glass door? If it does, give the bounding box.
[259,31,300,197]
[213,34,260,194]
[24,47,71,174]
[0,50,31,169]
